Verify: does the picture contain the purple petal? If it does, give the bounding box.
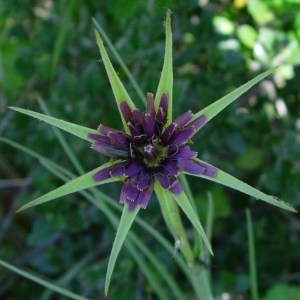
[127,122,140,137]
[155,107,165,127]
[146,93,155,118]
[120,180,139,204]
[88,133,110,144]
[98,125,119,136]
[91,143,111,156]
[177,159,206,174]
[173,111,193,127]
[187,115,207,130]
[155,108,166,136]
[137,180,154,209]
[93,167,112,181]
[137,174,151,191]
[107,131,130,146]
[172,147,197,159]
[91,141,129,158]
[144,115,155,137]
[120,102,133,123]
[132,109,145,127]
[125,161,142,177]
[127,201,138,211]
[155,172,170,189]
[169,179,183,194]
[198,161,218,178]
[120,182,129,204]
[171,126,195,145]
[162,160,178,176]
[159,93,168,115]
[110,161,128,176]
[167,144,178,157]
[161,123,176,143]
[127,182,139,201]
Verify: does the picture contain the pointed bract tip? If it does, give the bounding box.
[166,9,173,18]
[16,205,26,213]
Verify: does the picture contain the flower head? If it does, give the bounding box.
[89,93,217,211]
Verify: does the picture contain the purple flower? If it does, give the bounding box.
[89,93,216,211]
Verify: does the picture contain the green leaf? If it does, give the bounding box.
[173,192,213,255]
[263,284,300,300]
[9,107,97,142]
[192,68,275,126]
[95,30,135,132]
[155,10,173,124]
[17,163,122,212]
[237,24,257,49]
[92,18,146,107]
[105,204,140,296]
[246,209,259,300]
[0,259,89,300]
[154,181,194,264]
[192,159,296,212]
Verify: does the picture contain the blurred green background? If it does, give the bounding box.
[1,0,300,299]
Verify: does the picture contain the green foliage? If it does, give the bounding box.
[263,284,300,300]
[1,0,299,299]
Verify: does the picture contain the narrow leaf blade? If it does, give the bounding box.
[17,163,122,212]
[92,18,146,107]
[0,259,89,300]
[9,107,97,142]
[173,191,213,255]
[246,209,259,300]
[193,68,275,124]
[155,10,173,124]
[192,159,296,212]
[95,30,135,132]
[105,204,140,295]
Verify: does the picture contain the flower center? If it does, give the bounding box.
[133,139,166,168]
[143,144,157,158]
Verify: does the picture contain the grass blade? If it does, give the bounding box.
[246,208,259,300]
